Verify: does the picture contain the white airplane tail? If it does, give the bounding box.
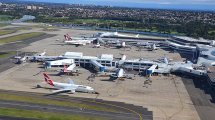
[43,73,54,86]
[135,34,139,38]
[67,64,76,71]
[121,42,126,47]
[117,68,124,78]
[39,49,46,56]
[152,44,156,50]
[164,57,169,64]
[63,64,76,73]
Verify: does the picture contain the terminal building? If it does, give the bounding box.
[119,59,155,72]
[163,36,215,86]
[61,52,117,72]
[163,36,215,62]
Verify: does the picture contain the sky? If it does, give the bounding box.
[22,0,215,11]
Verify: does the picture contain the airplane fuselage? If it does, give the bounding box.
[52,82,94,93]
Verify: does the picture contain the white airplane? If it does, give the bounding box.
[93,42,101,48]
[14,56,27,64]
[155,56,171,64]
[64,39,91,46]
[147,43,159,51]
[115,42,131,49]
[64,34,97,46]
[110,68,133,80]
[64,34,96,41]
[29,56,62,62]
[60,64,79,74]
[14,51,27,64]
[42,73,95,95]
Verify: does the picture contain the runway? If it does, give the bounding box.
[0,90,153,120]
[0,116,37,120]
[0,34,56,73]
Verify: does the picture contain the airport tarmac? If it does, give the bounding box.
[0,25,199,120]
[181,75,215,120]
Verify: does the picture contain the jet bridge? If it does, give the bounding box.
[90,60,105,72]
[146,64,158,75]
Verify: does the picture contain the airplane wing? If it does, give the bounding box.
[67,78,75,84]
[48,88,76,95]
[124,74,134,79]
[110,74,118,78]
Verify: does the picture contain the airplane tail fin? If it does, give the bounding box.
[43,73,54,86]
[39,49,46,56]
[121,42,126,47]
[64,35,68,40]
[64,34,72,41]
[67,34,72,41]
[136,34,139,38]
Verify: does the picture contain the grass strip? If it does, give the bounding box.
[0,24,8,27]
[0,32,45,44]
[0,51,16,58]
[0,92,115,112]
[0,30,16,36]
[0,107,105,120]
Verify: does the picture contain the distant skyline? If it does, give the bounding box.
[22,0,215,11]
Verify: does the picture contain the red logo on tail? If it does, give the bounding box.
[63,65,68,73]
[64,34,72,41]
[43,73,54,86]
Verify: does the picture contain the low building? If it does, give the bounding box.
[62,52,117,71]
[197,46,215,66]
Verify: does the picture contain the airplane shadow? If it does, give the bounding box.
[31,85,57,90]
[50,43,65,46]
[100,77,117,82]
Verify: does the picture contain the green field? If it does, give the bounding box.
[0,108,104,120]
[0,92,115,112]
[5,27,31,31]
[0,15,13,21]
[209,30,215,34]
[42,26,58,31]
[0,23,8,27]
[0,51,16,58]
[0,30,16,36]
[0,32,45,44]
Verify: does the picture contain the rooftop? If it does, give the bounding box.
[173,36,210,43]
